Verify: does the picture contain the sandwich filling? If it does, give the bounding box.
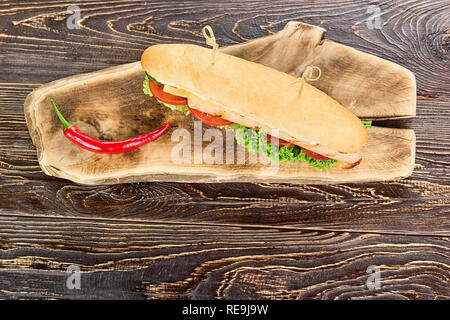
[143,74,370,170]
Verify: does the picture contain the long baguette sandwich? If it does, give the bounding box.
[141,44,368,169]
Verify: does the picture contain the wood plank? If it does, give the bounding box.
[1,179,449,236]
[0,215,448,299]
[0,0,447,100]
[23,61,415,185]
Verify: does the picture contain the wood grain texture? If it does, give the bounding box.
[0,0,447,98]
[24,61,415,185]
[0,0,449,300]
[0,215,449,299]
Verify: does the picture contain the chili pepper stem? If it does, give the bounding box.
[51,101,73,131]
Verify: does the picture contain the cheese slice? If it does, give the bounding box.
[163,85,224,110]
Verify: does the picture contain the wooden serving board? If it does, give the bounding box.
[222,21,416,119]
[24,22,416,185]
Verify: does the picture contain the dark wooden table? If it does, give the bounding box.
[0,0,449,300]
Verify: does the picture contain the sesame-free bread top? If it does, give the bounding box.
[141,44,367,153]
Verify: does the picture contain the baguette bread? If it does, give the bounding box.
[141,44,367,153]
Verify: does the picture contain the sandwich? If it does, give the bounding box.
[141,44,369,170]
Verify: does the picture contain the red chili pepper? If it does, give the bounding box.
[51,101,170,154]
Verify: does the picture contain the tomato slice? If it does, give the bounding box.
[265,134,294,147]
[188,107,234,126]
[302,147,331,160]
[148,80,188,106]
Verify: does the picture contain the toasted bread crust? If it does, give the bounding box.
[141,44,368,153]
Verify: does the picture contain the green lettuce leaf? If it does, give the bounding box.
[222,123,337,170]
[362,120,372,128]
[361,120,372,128]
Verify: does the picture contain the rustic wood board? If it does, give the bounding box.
[25,61,415,185]
[24,21,416,185]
